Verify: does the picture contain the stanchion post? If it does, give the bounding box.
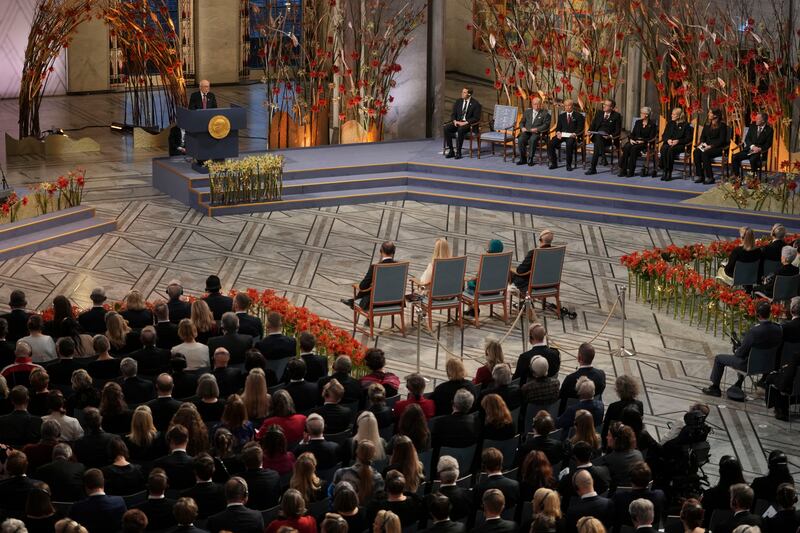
[520,295,531,353]
[612,285,634,357]
[415,306,423,373]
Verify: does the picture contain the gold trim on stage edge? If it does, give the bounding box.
[208,115,231,139]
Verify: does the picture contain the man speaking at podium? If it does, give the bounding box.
[189,80,217,110]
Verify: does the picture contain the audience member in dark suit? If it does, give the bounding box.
[119,358,156,405]
[188,80,218,110]
[170,355,200,400]
[0,385,42,447]
[612,462,666,528]
[585,98,623,175]
[293,413,341,470]
[166,280,192,324]
[601,375,644,445]
[432,455,472,521]
[128,327,171,378]
[206,476,265,533]
[431,388,479,448]
[511,230,553,292]
[430,357,479,416]
[78,288,110,336]
[422,492,466,533]
[311,379,353,434]
[443,87,481,160]
[762,223,787,263]
[340,240,397,311]
[558,343,606,414]
[285,358,319,414]
[171,496,209,533]
[693,109,729,184]
[102,437,146,496]
[211,348,244,398]
[515,324,560,384]
[516,412,564,467]
[153,302,181,350]
[474,488,516,533]
[755,245,799,299]
[239,443,280,510]
[68,468,127,533]
[35,443,86,502]
[181,453,227,519]
[154,424,196,491]
[255,311,297,361]
[516,97,552,166]
[203,275,233,321]
[548,99,584,171]
[317,355,363,406]
[619,108,658,177]
[147,373,183,431]
[715,483,763,533]
[565,469,614,533]
[557,442,611,512]
[478,364,521,413]
[0,318,15,369]
[45,338,86,387]
[732,112,773,177]
[703,301,782,396]
[1,290,33,343]
[626,497,658,533]
[208,312,254,366]
[473,448,520,510]
[298,331,327,383]
[658,107,693,182]
[765,483,800,533]
[133,468,177,530]
[73,407,115,469]
[0,450,39,518]
[557,377,604,429]
[233,292,264,339]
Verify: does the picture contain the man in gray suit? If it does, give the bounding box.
[517,97,551,166]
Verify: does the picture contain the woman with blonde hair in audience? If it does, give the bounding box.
[66,369,100,414]
[290,452,326,503]
[372,510,401,533]
[54,519,89,533]
[571,409,602,453]
[215,393,255,451]
[120,289,153,329]
[241,368,270,422]
[481,393,516,440]
[474,338,504,387]
[530,487,564,533]
[419,238,451,287]
[170,403,210,456]
[104,312,138,356]
[577,516,606,533]
[353,411,386,461]
[719,226,761,284]
[171,319,210,371]
[430,357,478,416]
[385,435,424,493]
[190,299,218,344]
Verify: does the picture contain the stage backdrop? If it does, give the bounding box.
[0,0,68,100]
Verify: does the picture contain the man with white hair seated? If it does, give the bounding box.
[629,498,657,533]
[556,376,604,430]
[293,413,340,469]
[431,456,471,521]
[479,363,521,411]
[431,388,478,448]
[756,245,799,298]
[521,355,560,405]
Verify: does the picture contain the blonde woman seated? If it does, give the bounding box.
[120,290,153,329]
[524,487,565,533]
[351,411,387,464]
[104,312,140,356]
[474,338,504,387]
[717,226,761,285]
[171,319,210,371]
[417,238,451,288]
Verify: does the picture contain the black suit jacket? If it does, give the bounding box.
[203,293,233,321]
[155,450,196,490]
[762,239,786,263]
[236,313,263,339]
[122,375,156,405]
[431,412,479,448]
[450,98,482,124]
[700,123,729,149]
[286,380,320,413]
[612,487,667,528]
[765,509,800,533]
[301,353,328,383]
[589,110,622,137]
[1,309,32,343]
[317,372,363,405]
[435,485,472,521]
[293,439,341,470]
[35,459,86,502]
[716,511,763,533]
[312,403,353,434]
[735,320,783,361]
[357,257,398,299]
[129,345,172,377]
[0,410,42,446]
[558,367,606,413]
[474,518,516,533]
[170,526,209,533]
[213,366,245,398]
[206,504,265,533]
[661,120,693,147]
[0,475,38,517]
[422,519,466,533]
[188,91,218,111]
[629,119,657,142]
[74,431,115,468]
[554,111,585,135]
[208,333,254,365]
[241,468,280,510]
[431,379,479,416]
[565,494,615,532]
[181,481,227,518]
[136,497,178,530]
[0,340,15,369]
[155,321,181,350]
[255,333,297,360]
[514,344,561,383]
[147,396,183,431]
[516,434,564,467]
[46,358,86,386]
[77,307,108,336]
[557,466,611,511]
[519,107,551,133]
[744,123,773,152]
[69,493,127,533]
[168,298,192,324]
[474,474,520,510]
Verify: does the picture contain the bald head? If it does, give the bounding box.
[574,469,594,494]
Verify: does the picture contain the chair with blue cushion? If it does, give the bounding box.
[512,246,567,318]
[462,251,513,328]
[411,256,468,331]
[439,443,477,475]
[731,260,760,288]
[353,261,410,338]
[482,435,519,470]
[477,105,519,162]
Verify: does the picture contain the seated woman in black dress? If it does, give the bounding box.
[120,290,154,330]
[659,107,693,181]
[720,226,762,284]
[693,109,728,185]
[619,106,657,177]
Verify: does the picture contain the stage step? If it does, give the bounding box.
[0,207,117,261]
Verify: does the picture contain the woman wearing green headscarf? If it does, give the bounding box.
[464,239,504,317]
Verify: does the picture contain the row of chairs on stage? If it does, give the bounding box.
[349,246,566,337]
[450,103,764,180]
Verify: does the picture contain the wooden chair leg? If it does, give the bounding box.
[400,310,406,337]
[427,307,433,332]
[369,312,374,338]
[458,305,463,330]
[503,296,509,324]
[474,302,481,329]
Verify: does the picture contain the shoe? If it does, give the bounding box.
[548,164,557,170]
[464,309,475,317]
[566,164,573,171]
[527,161,534,167]
[585,168,597,175]
[516,158,527,166]
[617,172,628,178]
[454,152,463,160]
[701,386,722,397]
[364,319,371,327]
[704,178,715,185]
[601,156,609,165]
[776,409,790,421]
[694,176,705,184]
[445,150,455,159]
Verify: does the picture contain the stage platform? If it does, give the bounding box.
[152,139,800,235]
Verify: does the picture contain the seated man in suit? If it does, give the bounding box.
[473,448,520,510]
[558,342,606,414]
[585,98,623,175]
[565,469,614,532]
[732,112,773,177]
[78,287,109,336]
[35,442,86,502]
[517,97,551,166]
[557,441,611,511]
[422,493,466,533]
[69,468,127,533]
[0,385,42,447]
[511,230,554,293]
[233,292,264,339]
[432,455,471,522]
[516,411,564,466]
[206,477,264,533]
[181,453,227,519]
[341,240,397,312]
[311,379,352,434]
[548,99,584,171]
[515,323,560,384]
[703,300,782,397]
[188,79,217,110]
[612,461,666,529]
[211,348,244,398]
[762,223,787,264]
[628,498,657,533]
[479,363,521,412]
[443,87,481,160]
[769,298,800,420]
[0,319,14,369]
[556,376,604,429]
[203,275,233,321]
[317,355,363,406]
[154,424,195,491]
[129,327,171,377]
[431,388,479,449]
[475,489,516,533]
[208,312,254,365]
[0,450,39,517]
[134,468,177,531]
[147,373,183,431]
[153,302,180,350]
[755,245,799,298]
[298,331,328,383]
[73,407,115,469]
[1,290,32,343]
[119,357,156,405]
[255,311,296,360]
[240,442,280,510]
[293,413,341,470]
[285,358,319,413]
[716,483,763,533]
[166,280,192,324]
[172,497,206,533]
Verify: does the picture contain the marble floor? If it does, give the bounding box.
[0,84,798,486]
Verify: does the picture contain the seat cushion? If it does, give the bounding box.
[481,132,510,142]
[422,296,461,308]
[530,287,558,297]
[463,290,505,303]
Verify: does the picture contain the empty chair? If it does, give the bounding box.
[477,104,519,161]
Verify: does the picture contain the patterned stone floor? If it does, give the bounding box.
[1,85,798,486]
